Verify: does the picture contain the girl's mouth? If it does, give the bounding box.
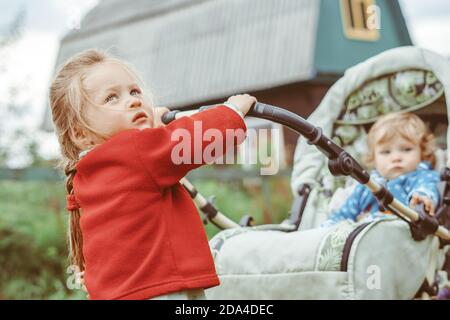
[132,111,148,123]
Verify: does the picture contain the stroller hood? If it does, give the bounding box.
[291,46,450,194]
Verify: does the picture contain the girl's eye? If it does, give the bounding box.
[131,88,141,96]
[105,94,118,103]
[402,147,413,152]
[380,150,390,155]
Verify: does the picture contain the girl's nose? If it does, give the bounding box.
[128,97,142,109]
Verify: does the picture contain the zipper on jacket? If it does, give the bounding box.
[340,222,371,271]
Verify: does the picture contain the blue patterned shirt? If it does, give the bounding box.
[322,161,440,227]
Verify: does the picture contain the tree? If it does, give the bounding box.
[0,7,49,168]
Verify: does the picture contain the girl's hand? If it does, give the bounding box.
[410,193,435,216]
[153,107,170,128]
[226,94,257,116]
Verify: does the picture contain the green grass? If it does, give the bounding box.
[0,180,86,299]
[0,176,292,299]
[193,177,292,238]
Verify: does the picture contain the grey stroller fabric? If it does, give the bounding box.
[207,217,443,299]
[206,47,450,299]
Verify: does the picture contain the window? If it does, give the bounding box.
[340,0,380,41]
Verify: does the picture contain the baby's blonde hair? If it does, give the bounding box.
[49,49,147,271]
[364,112,436,169]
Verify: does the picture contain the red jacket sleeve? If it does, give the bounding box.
[133,105,247,190]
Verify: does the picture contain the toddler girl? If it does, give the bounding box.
[322,112,440,227]
[49,49,256,299]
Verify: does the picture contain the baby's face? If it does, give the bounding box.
[81,61,154,144]
[374,134,422,180]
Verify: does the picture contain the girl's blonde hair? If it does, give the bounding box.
[364,112,436,168]
[49,49,147,271]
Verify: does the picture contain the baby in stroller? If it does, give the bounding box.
[322,112,440,227]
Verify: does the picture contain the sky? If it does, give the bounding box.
[0,0,98,166]
[399,0,450,56]
[0,0,449,167]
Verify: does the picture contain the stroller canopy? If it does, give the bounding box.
[292,46,450,194]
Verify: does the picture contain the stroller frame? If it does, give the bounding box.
[163,101,450,299]
[163,102,450,244]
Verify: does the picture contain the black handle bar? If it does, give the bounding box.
[161,102,370,184]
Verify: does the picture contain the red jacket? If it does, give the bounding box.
[73,106,247,299]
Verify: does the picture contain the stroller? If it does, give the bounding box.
[162,46,450,299]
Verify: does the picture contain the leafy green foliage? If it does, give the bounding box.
[190,176,292,239]
[0,180,85,299]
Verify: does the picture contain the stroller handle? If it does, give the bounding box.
[250,102,371,184]
[162,103,369,183]
[162,103,450,241]
[250,103,450,241]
